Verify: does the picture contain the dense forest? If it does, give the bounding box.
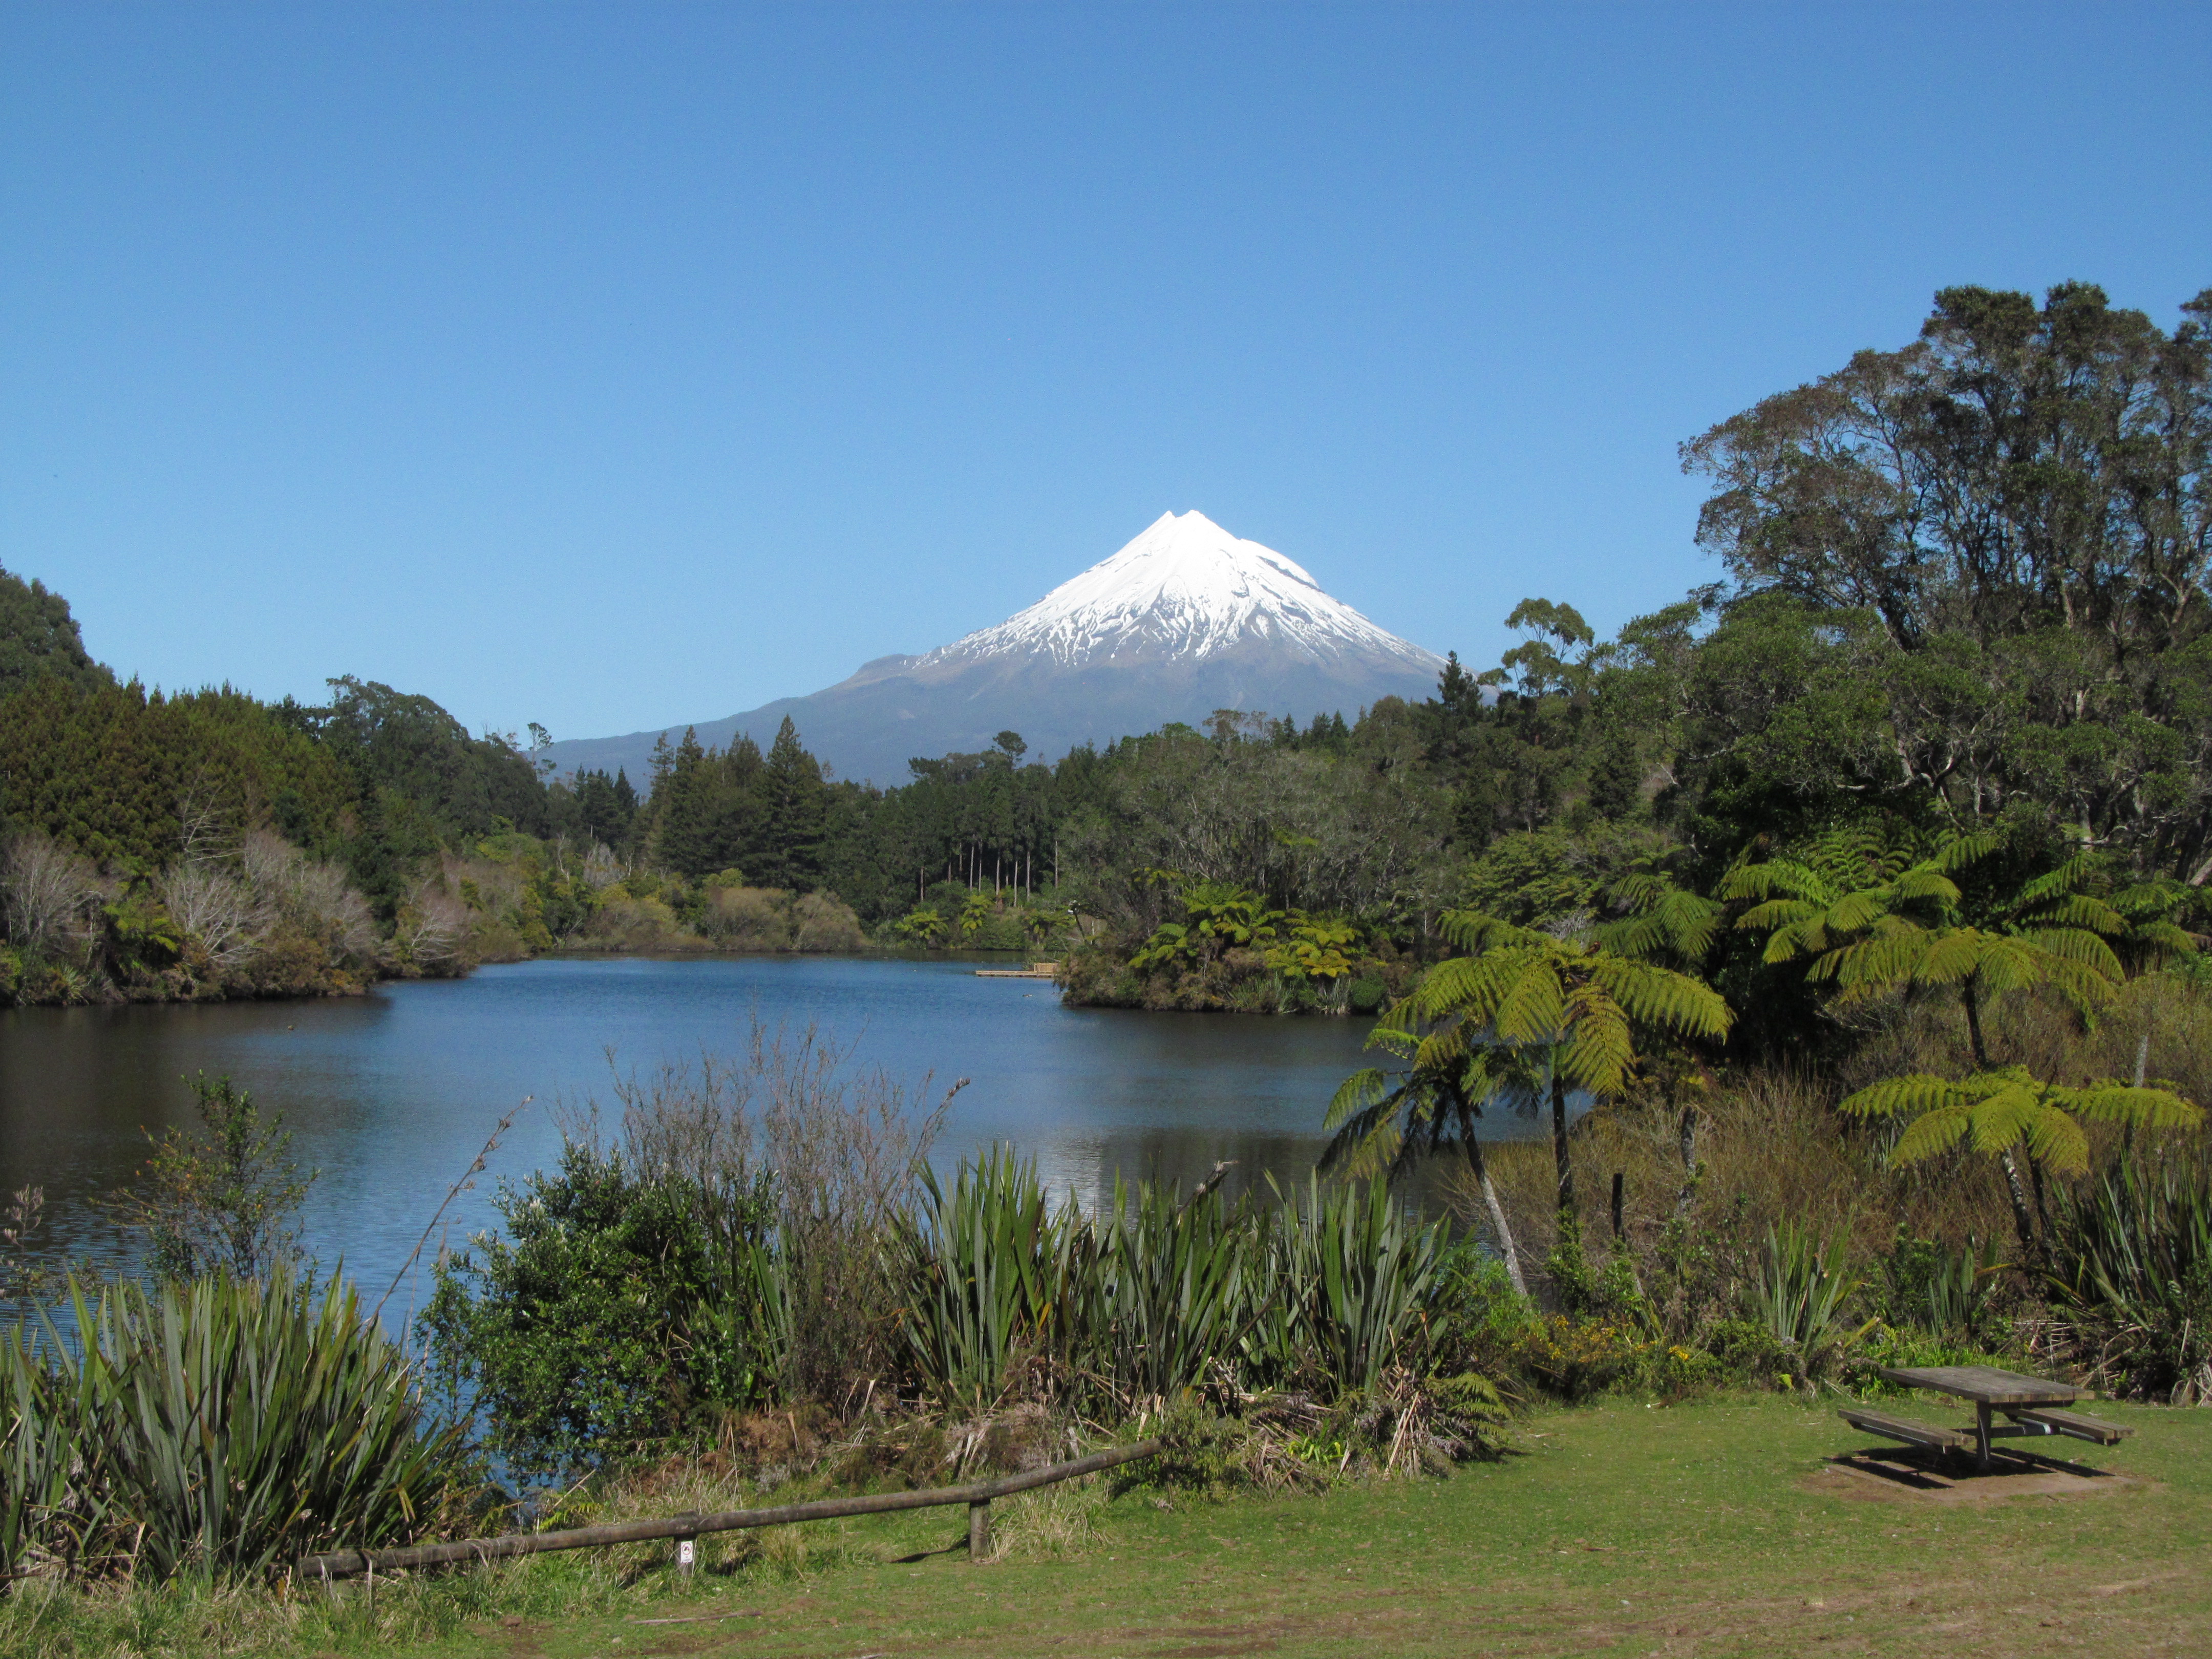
[4,282,2208,1030]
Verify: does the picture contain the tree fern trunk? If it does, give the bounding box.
[1550,1069,1575,1215]
[1998,1148,2037,1253]
[1675,1104,1700,1218]
[1463,1132,1526,1297]
[1962,981,1992,1070]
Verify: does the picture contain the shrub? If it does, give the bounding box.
[1874,1229,2010,1345]
[1501,1314,1648,1399]
[894,1162,1449,1418]
[106,1074,314,1282]
[418,1140,779,1479]
[1250,1175,1444,1400]
[896,1150,1070,1415]
[1422,1241,1543,1375]
[423,1025,948,1475]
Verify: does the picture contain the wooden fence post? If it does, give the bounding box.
[968,1499,990,1561]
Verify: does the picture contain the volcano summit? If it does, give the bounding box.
[546,511,1445,786]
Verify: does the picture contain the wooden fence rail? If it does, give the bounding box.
[300,1438,1163,1582]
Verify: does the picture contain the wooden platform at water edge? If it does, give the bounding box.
[974,961,1060,979]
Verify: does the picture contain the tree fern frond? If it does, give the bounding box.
[1909,929,1994,984]
[1735,897,1819,935]
[1840,1074,1966,1118]
[2055,1082,2203,1131]
[1890,1102,1974,1164]
[1930,831,2001,873]
[1886,868,1963,910]
[1411,956,1491,1020]
[1322,1116,1405,1182]
[1817,934,1927,988]
[1491,963,1569,1046]
[1718,861,1825,904]
[1461,1052,1544,1115]
[1559,1001,1636,1095]
[1324,1069,1392,1132]
[2006,1102,2090,1174]
[2020,894,2124,934]
[1591,957,1732,1038]
[1411,1024,1474,1077]
[2014,927,2124,984]
[1438,909,1547,953]
[1824,891,1889,933]
[2016,853,2098,905]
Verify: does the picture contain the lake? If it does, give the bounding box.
[0,954,1551,1308]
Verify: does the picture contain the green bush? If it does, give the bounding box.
[1874,1230,2010,1346]
[420,1141,779,1479]
[1247,1174,1443,1399]
[896,1150,1072,1413]
[108,1074,314,1282]
[1843,1325,2020,1395]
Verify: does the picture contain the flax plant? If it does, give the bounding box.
[0,1270,474,1584]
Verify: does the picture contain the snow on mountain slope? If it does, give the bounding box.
[924,510,1440,673]
[543,511,1447,786]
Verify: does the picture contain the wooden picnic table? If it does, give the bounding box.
[1876,1366,2079,1471]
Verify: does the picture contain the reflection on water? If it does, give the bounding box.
[0,955,1560,1303]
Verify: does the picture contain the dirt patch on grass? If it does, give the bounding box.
[1146,1614,1299,1655]
[1805,1448,2133,1503]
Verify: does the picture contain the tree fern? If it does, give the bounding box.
[1842,1065,2201,1179]
[1324,905,1730,1271]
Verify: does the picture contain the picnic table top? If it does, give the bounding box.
[1876,1365,2080,1406]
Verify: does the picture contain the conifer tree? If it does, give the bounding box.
[651,729,722,878]
[759,718,827,890]
[0,564,104,696]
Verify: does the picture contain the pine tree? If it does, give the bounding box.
[711,735,768,877]
[651,729,722,878]
[0,564,105,696]
[758,718,827,890]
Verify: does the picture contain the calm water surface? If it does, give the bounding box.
[1,955,1547,1304]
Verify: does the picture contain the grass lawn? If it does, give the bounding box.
[10,1393,2206,1658]
[384,1393,2210,1659]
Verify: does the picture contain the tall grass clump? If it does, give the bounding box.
[1743,1223,1875,1385]
[1244,1174,1444,1399]
[893,1157,1452,1419]
[896,1150,1072,1414]
[2046,1158,2212,1401]
[1,1270,474,1584]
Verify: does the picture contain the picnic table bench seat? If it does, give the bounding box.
[1836,1407,1971,1454]
[2003,1406,2132,1445]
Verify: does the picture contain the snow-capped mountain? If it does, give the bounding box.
[544,512,1445,788]
[924,510,1439,674]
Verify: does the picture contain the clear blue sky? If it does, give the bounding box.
[4,3,2207,746]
